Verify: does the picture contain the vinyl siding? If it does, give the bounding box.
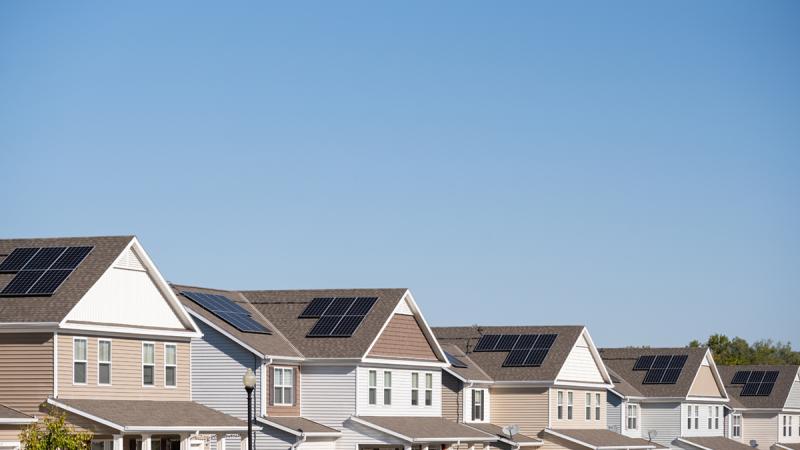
[300,365,356,427]
[680,403,726,437]
[639,402,681,448]
[556,334,604,384]
[778,414,800,444]
[607,391,623,433]
[688,366,724,398]
[491,387,548,437]
[355,366,441,416]
[57,334,190,400]
[367,314,438,361]
[0,333,53,415]
[785,376,800,410]
[549,388,606,429]
[741,413,778,450]
[442,371,463,422]
[0,425,23,441]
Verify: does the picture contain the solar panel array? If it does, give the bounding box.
[181,291,271,334]
[0,246,93,296]
[633,354,688,384]
[299,296,378,337]
[472,333,558,367]
[731,370,778,396]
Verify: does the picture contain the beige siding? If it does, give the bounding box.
[266,364,301,417]
[368,314,438,361]
[0,333,54,415]
[57,334,189,400]
[742,412,779,449]
[491,387,548,437]
[689,366,724,398]
[549,388,606,429]
[442,371,463,422]
[0,425,24,441]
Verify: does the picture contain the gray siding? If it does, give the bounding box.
[607,391,623,433]
[785,377,800,409]
[640,402,681,448]
[300,365,356,427]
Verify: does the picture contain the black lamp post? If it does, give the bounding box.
[242,368,257,450]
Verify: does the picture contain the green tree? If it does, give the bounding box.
[20,410,93,450]
[690,334,800,365]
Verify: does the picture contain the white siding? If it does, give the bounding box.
[778,414,800,444]
[393,297,413,316]
[681,403,726,437]
[555,334,604,384]
[355,366,441,417]
[741,413,778,450]
[621,400,642,438]
[301,366,357,426]
[639,402,681,448]
[784,374,800,410]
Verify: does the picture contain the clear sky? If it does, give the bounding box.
[1,1,798,348]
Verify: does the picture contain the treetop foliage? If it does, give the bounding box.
[689,334,800,365]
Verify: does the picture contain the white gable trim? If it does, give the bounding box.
[554,327,613,386]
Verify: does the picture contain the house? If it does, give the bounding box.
[716,365,800,450]
[0,237,248,450]
[433,325,664,450]
[172,285,497,450]
[600,347,749,450]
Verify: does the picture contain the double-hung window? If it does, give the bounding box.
[98,339,111,385]
[732,414,741,438]
[595,393,601,420]
[73,338,88,384]
[368,370,377,405]
[586,393,592,420]
[627,404,638,430]
[708,406,713,429]
[273,367,293,405]
[785,416,793,437]
[383,371,392,405]
[411,373,419,406]
[557,391,564,419]
[715,406,720,430]
[165,344,177,387]
[695,406,699,430]
[687,405,694,429]
[567,391,574,420]
[142,342,155,386]
[472,389,484,421]
[425,373,433,406]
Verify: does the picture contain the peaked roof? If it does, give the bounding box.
[717,365,799,410]
[599,347,712,398]
[440,343,493,382]
[433,325,587,382]
[0,236,134,323]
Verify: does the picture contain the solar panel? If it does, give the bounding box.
[495,335,520,351]
[756,382,775,396]
[668,354,688,368]
[503,349,530,367]
[739,370,780,397]
[662,368,682,384]
[348,297,378,315]
[634,355,656,371]
[515,334,539,349]
[326,297,356,315]
[749,371,765,383]
[634,354,689,385]
[181,291,271,334]
[0,270,45,295]
[763,371,779,382]
[643,368,666,384]
[0,248,40,273]
[51,246,93,270]
[308,316,341,336]
[731,371,751,385]
[299,298,334,318]
[23,247,66,270]
[331,315,363,336]
[304,296,377,337]
[445,351,468,368]
[536,334,558,349]
[740,382,760,396]
[525,349,549,366]
[474,335,501,352]
[653,355,671,369]
[28,270,72,295]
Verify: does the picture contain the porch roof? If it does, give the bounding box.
[350,416,496,443]
[545,429,667,450]
[0,403,35,424]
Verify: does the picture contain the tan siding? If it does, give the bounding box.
[491,387,549,437]
[549,388,606,429]
[0,425,24,441]
[57,334,189,400]
[266,364,301,417]
[742,412,778,449]
[367,314,438,361]
[689,366,724,398]
[0,333,54,415]
[442,371,462,422]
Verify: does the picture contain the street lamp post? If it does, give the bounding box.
[242,368,257,450]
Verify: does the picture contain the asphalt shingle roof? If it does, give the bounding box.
[599,347,710,398]
[547,429,666,449]
[717,365,799,410]
[51,399,245,429]
[0,403,33,420]
[355,416,496,441]
[678,437,758,450]
[259,416,339,434]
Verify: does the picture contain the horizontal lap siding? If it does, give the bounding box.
[57,334,190,400]
[549,388,606,429]
[607,392,622,433]
[0,425,24,441]
[491,387,548,437]
[442,371,463,422]
[742,413,778,450]
[640,402,681,448]
[0,333,53,415]
[300,366,355,427]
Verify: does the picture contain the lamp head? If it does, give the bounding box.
[243,368,257,389]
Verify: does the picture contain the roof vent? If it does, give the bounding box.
[115,248,145,271]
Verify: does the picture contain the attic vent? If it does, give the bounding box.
[115,248,145,271]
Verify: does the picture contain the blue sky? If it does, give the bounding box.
[1,1,798,348]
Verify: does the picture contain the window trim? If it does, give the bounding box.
[272,366,294,406]
[411,372,419,406]
[97,338,112,386]
[471,389,485,422]
[557,390,564,420]
[627,403,638,430]
[586,393,592,420]
[424,373,433,407]
[732,414,741,438]
[383,371,392,405]
[142,341,155,387]
[567,391,573,420]
[595,393,601,420]
[714,406,720,430]
[164,343,177,388]
[368,370,377,405]
[73,337,88,385]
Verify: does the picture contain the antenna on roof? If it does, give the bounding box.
[502,425,519,439]
[647,430,657,442]
[749,441,758,448]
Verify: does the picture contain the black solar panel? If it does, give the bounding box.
[525,348,550,366]
[739,370,779,397]
[634,355,656,371]
[444,351,468,368]
[536,333,558,349]
[662,368,682,384]
[763,371,779,382]
[51,247,93,270]
[181,291,271,334]
[308,316,341,336]
[331,315,363,336]
[326,297,356,315]
[653,355,671,369]
[669,354,688,368]
[634,354,687,384]
[24,247,66,270]
[1,270,45,295]
[299,297,334,318]
[474,335,501,352]
[503,349,530,367]
[499,333,559,367]
[731,371,751,385]
[643,368,666,384]
[756,383,775,396]
[515,334,539,349]
[348,297,378,315]
[749,371,765,383]
[0,248,40,273]
[304,296,378,337]
[495,335,520,351]
[28,270,72,296]
[740,382,760,396]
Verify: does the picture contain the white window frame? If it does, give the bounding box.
[368,370,377,405]
[732,414,741,438]
[383,371,392,405]
[142,342,155,387]
[557,390,564,420]
[164,343,177,388]
[471,389,485,422]
[715,406,720,430]
[687,404,693,429]
[784,415,793,437]
[586,393,592,420]
[694,405,699,430]
[595,393,601,420]
[272,367,294,406]
[708,406,713,429]
[411,372,419,406]
[567,391,574,420]
[425,373,433,407]
[73,337,88,385]
[97,338,112,386]
[627,404,638,430]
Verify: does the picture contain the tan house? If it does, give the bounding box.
[0,236,247,450]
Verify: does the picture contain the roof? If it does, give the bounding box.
[440,344,493,382]
[48,399,246,431]
[257,416,340,436]
[241,288,411,359]
[171,284,301,359]
[775,444,800,450]
[717,365,799,409]
[677,437,759,450]
[465,422,542,445]
[0,236,134,323]
[0,403,35,422]
[607,367,643,398]
[351,416,496,442]
[545,428,666,449]
[599,347,710,398]
[433,325,586,382]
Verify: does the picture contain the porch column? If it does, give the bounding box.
[239,433,248,450]
[216,434,227,450]
[469,444,476,450]
[112,435,124,450]
[422,446,429,450]
[179,434,191,450]
[141,435,152,450]
[404,446,412,450]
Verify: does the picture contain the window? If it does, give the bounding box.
[715,406,720,430]
[567,391,574,420]
[165,344,177,387]
[368,370,377,405]
[785,415,793,437]
[425,373,433,406]
[273,367,293,405]
[695,405,699,430]
[586,393,592,420]
[687,405,693,429]
[383,371,392,405]
[732,414,741,438]
[627,404,638,430]
[472,389,484,421]
[557,391,564,419]
[596,393,601,420]
[411,373,419,406]
[98,339,111,385]
[142,342,155,386]
[73,338,87,384]
[708,406,713,429]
